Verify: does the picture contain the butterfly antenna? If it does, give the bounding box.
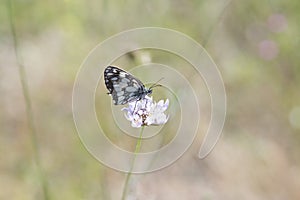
[149,77,164,89]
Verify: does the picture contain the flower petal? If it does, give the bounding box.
[122,96,169,128]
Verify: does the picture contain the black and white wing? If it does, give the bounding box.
[104,66,150,105]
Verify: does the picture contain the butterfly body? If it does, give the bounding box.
[104,66,152,105]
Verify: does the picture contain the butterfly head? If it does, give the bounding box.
[147,88,153,95]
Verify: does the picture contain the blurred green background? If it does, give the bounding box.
[1,0,300,199]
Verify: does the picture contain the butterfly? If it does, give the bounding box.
[104,66,154,105]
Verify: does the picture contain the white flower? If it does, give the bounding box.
[122,96,169,128]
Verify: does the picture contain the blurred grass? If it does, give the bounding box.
[7,0,49,199]
[1,0,300,199]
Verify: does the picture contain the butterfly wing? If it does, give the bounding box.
[104,66,146,105]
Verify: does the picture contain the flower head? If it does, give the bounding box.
[122,96,169,128]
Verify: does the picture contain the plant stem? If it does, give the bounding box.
[202,0,233,48]
[121,126,144,200]
[7,1,49,199]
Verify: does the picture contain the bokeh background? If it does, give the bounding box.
[1,0,300,199]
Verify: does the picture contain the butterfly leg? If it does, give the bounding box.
[132,101,138,115]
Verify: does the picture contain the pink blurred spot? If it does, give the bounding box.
[258,40,279,61]
[267,14,288,33]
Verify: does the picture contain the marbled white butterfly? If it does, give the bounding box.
[104,66,153,105]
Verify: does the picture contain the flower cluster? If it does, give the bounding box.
[122,96,169,128]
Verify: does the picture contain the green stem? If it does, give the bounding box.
[7,1,49,199]
[121,126,145,200]
[202,0,233,48]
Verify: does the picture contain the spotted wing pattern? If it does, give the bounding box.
[104,66,151,105]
